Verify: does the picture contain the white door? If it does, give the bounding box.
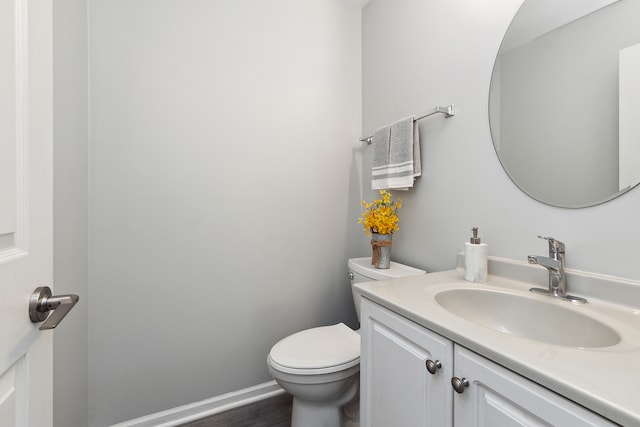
[0,0,54,425]
[619,42,640,191]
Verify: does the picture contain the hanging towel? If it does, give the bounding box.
[371,126,392,190]
[371,116,421,190]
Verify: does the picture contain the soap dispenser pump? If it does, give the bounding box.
[464,226,488,282]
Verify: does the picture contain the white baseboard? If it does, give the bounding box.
[110,380,286,427]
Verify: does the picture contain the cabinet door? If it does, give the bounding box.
[453,345,616,427]
[361,299,454,427]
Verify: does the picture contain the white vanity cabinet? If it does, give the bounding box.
[360,297,453,426]
[361,299,616,427]
[453,345,615,427]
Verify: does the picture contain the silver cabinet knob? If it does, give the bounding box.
[425,359,441,375]
[29,286,79,330]
[451,377,470,394]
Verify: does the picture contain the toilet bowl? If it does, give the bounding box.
[267,257,425,427]
[268,323,360,427]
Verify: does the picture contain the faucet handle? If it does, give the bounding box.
[537,235,565,253]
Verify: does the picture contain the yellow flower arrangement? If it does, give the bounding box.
[358,190,402,236]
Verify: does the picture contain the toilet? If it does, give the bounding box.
[267,257,425,427]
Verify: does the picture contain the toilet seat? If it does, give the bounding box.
[269,323,360,375]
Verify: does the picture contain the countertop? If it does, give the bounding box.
[355,257,640,426]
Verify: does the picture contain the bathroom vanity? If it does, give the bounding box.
[355,257,640,426]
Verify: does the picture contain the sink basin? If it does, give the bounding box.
[435,288,621,348]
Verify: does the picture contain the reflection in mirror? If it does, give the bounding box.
[489,0,640,208]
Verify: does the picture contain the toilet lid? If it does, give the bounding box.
[269,323,360,370]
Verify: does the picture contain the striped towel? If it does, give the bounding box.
[371,116,421,190]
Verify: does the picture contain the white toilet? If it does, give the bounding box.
[267,257,425,427]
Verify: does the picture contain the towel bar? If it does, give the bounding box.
[359,104,455,144]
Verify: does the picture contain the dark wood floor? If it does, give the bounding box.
[177,393,293,427]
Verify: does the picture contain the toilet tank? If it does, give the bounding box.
[348,257,426,322]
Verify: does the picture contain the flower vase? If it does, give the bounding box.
[371,232,392,269]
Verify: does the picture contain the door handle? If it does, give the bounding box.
[29,286,79,330]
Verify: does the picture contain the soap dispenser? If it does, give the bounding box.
[464,226,488,282]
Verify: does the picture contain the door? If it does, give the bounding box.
[619,42,640,191]
[360,299,454,427]
[0,0,54,425]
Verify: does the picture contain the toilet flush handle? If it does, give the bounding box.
[348,272,354,280]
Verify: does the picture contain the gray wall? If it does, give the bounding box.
[53,0,89,426]
[362,0,640,281]
[87,0,362,425]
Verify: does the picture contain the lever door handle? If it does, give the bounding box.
[29,286,79,330]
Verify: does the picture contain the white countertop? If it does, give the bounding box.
[355,257,640,427]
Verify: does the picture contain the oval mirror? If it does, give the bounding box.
[489,0,640,208]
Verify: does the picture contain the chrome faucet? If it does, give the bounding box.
[528,236,587,303]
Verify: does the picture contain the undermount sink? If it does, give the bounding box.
[435,288,621,348]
